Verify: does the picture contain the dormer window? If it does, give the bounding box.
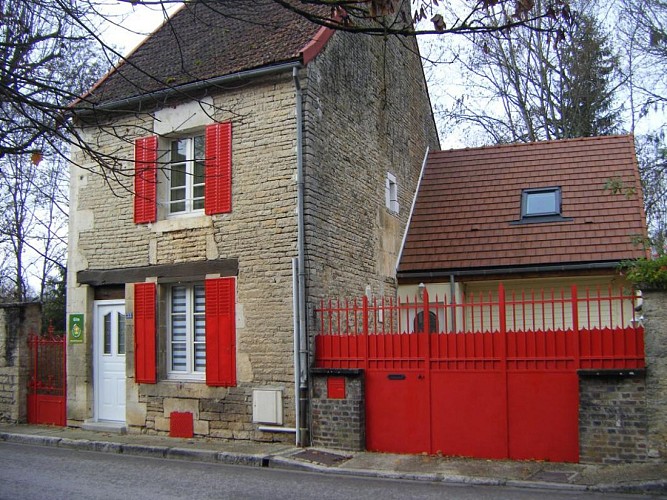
[521,187,561,218]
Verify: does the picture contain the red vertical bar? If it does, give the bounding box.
[571,285,580,370]
[362,295,369,371]
[32,335,38,393]
[498,283,509,457]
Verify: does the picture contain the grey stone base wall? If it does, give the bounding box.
[310,369,364,451]
[579,370,649,463]
[133,384,294,443]
[0,304,41,423]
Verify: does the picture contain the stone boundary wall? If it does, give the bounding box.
[310,369,364,451]
[579,370,648,463]
[640,289,667,461]
[0,303,41,423]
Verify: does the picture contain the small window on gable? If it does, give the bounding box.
[521,187,561,218]
[386,173,399,213]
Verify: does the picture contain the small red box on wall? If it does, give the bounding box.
[170,411,194,438]
[327,376,346,399]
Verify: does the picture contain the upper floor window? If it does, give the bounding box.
[521,187,561,218]
[133,122,232,224]
[386,173,399,213]
[168,135,205,215]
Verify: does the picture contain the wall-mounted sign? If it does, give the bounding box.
[68,314,84,343]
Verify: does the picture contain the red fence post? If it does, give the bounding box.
[422,287,433,452]
[571,285,581,370]
[362,295,369,371]
[498,283,510,457]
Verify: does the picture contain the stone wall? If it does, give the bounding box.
[310,369,365,451]
[579,371,648,463]
[0,303,41,423]
[640,289,667,461]
[302,29,439,305]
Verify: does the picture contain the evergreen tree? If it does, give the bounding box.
[556,14,620,138]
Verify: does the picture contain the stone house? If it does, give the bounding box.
[67,0,438,442]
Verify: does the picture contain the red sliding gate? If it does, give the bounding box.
[315,285,645,462]
[27,332,66,426]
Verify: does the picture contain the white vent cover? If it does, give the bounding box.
[252,389,283,425]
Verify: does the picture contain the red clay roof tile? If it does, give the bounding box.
[399,136,649,274]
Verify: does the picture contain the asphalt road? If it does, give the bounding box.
[0,442,654,500]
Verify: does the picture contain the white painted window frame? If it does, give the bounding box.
[167,283,206,381]
[385,172,399,213]
[166,134,206,217]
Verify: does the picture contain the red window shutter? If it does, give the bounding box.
[134,136,158,224]
[134,282,157,384]
[204,122,232,215]
[205,277,236,387]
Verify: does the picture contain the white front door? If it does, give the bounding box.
[94,301,126,422]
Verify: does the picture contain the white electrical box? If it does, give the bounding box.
[252,389,283,425]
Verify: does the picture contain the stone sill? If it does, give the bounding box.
[150,215,212,234]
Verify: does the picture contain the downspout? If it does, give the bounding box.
[293,67,309,446]
[292,257,301,445]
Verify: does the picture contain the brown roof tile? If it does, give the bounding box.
[398,135,649,274]
[81,0,326,107]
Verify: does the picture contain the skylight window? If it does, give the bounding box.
[521,187,561,218]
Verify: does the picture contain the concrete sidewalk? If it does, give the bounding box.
[1,423,665,495]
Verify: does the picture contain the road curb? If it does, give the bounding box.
[2,431,665,495]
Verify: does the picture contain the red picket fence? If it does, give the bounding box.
[316,284,645,371]
[314,284,645,461]
[27,332,66,426]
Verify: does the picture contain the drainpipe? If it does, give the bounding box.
[293,67,309,447]
[292,258,301,445]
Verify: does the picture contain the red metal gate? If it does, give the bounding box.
[27,332,66,426]
[315,284,645,462]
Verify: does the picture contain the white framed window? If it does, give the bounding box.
[168,135,205,215]
[385,172,399,213]
[168,283,206,379]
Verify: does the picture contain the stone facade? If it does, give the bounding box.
[67,28,437,443]
[311,369,365,451]
[303,32,439,304]
[68,74,301,439]
[0,303,41,423]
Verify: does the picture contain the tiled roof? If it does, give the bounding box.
[398,135,649,275]
[83,0,327,106]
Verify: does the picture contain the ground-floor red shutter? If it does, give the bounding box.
[205,277,236,386]
[134,136,158,224]
[134,282,157,384]
[204,122,232,215]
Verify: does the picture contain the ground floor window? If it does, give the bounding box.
[169,283,206,379]
[134,277,236,387]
